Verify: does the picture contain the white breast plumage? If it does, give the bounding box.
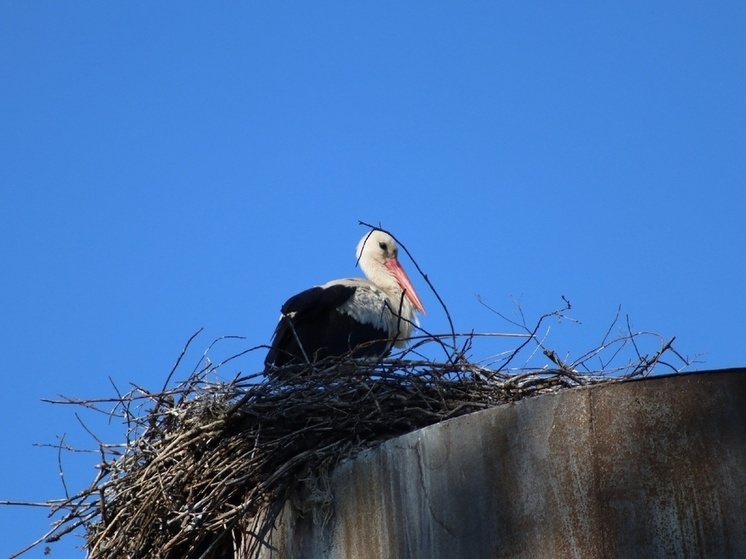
[328,278,418,345]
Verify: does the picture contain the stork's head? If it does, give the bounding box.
[356,230,426,314]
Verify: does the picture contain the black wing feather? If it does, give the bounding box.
[264,284,391,369]
[265,285,355,367]
[280,284,354,316]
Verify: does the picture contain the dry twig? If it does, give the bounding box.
[6,314,694,559]
[4,227,698,558]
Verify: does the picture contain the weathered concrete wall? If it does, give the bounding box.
[264,370,746,559]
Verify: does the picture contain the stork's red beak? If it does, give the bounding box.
[385,258,426,314]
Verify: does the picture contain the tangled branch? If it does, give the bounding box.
[4,225,699,559]
[3,300,696,559]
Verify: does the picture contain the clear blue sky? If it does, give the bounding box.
[2,3,744,556]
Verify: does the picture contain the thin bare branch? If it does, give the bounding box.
[4,301,694,559]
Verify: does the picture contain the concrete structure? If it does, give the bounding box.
[264,369,746,558]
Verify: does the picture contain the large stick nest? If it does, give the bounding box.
[14,299,694,559]
[86,360,606,559]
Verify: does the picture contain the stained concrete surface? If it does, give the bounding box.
[263,370,746,559]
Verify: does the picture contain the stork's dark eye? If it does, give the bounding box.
[379,242,388,251]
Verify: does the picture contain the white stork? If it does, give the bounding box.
[264,230,426,369]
